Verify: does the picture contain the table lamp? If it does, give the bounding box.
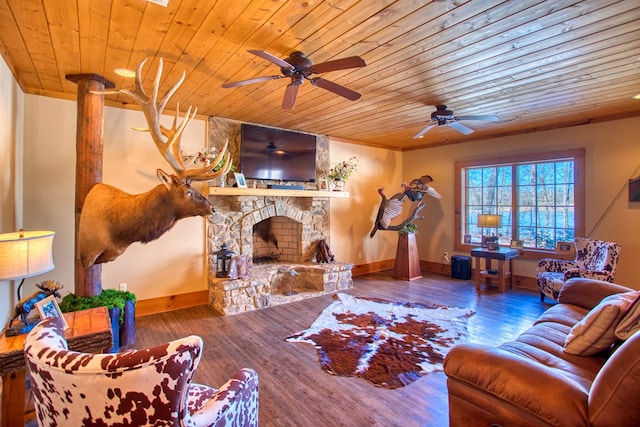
[0,230,55,333]
[477,214,502,234]
[478,214,502,249]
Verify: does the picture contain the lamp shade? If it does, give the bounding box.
[477,214,502,228]
[0,230,55,281]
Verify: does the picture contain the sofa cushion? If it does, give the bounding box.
[614,292,640,340]
[564,291,638,356]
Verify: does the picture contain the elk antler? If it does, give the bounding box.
[120,58,230,181]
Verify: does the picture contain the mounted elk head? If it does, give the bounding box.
[78,58,231,268]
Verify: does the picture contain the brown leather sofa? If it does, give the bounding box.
[443,278,640,427]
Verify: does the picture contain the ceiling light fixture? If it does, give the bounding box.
[114,68,136,78]
[146,0,169,6]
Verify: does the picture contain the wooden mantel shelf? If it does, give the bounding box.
[208,187,349,198]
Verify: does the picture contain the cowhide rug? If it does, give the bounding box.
[286,293,474,388]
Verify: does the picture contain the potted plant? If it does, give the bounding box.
[59,289,137,351]
[398,223,419,235]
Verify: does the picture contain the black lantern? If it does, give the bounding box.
[214,243,235,278]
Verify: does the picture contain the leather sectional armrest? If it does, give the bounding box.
[444,343,590,426]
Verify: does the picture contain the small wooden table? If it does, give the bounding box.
[471,247,520,292]
[0,306,113,427]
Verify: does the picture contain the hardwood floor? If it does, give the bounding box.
[133,271,550,427]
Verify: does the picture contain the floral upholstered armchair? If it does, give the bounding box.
[24,317,259,427]
[537,237,621,302]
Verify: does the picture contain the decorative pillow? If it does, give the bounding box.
[614,292,640,340]
[564,291,638,356]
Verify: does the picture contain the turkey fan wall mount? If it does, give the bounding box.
[222,50,366,110]
[413,105,500,139]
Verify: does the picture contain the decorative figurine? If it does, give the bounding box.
[6,280,63,336]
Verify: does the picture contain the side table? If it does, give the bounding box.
[470,247,520,292]
[0,306,113,427]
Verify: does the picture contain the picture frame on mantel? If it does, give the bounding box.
[234,172,247,188]
[318,178,329,191]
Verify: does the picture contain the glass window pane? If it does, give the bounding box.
[463,157,575,249]
[555,161,573,183]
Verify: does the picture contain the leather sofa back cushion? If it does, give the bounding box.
[564,291,638,356]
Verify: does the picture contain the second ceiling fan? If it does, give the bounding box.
[222,50,366,110]
[413,105,499,139]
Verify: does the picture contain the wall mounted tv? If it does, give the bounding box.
[240,123,317,182]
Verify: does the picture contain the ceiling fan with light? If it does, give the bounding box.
[412,105,499,139]
[222,50,366,110]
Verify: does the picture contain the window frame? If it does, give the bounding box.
[454,148,585,261]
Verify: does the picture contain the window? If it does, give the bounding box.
[455,149,585,256]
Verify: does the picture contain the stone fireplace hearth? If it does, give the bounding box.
[207,191,353,315]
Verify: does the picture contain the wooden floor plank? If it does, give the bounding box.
[130,270,549,427]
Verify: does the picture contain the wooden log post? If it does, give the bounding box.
[66,74,114,297]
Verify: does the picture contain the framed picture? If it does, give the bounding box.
[510,240,524,249]
[463,234,471,244]
[481,235,498,248]
[318,178,329,191]
[556,241,575,254]
[35,295,69,330]
[234,172,247,188]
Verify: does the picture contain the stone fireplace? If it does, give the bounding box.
[204,116,353,315]
[207,193,353,315]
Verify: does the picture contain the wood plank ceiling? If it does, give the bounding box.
[0,0,639,150]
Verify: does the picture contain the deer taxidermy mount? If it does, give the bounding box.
[78,58,231,268]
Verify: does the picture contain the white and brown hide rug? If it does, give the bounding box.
[286,293,474,389]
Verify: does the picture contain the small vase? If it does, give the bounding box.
[333,178,345,192]
[212,173,227,187]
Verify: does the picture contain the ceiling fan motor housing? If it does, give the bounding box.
[432,105,455,120]
[281,51,313,78]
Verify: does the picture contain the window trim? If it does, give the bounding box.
[454,148,585,261]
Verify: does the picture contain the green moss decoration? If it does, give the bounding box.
[60,289,136,323]
[398,223,419,235]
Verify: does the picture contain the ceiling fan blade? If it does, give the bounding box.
[221,75,281,88]
[412,123,436,139]
[248,49,294,69]
[311,78,361,101]
[282,84,299,110]
[309,56,366,74]
[455,115,500,122]
[448,121,474,135]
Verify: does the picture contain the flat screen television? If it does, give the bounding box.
[240,123,317,182]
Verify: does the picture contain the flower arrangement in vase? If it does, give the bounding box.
[327,156,358,191]
[183,147,235,186]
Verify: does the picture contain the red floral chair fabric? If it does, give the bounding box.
[24,317,259,426]
[536,237,621,302]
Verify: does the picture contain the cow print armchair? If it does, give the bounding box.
[537,237,621,302]
[24,317,259,426]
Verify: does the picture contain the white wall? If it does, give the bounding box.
[0,55,24,324]
[403,117,640,288]
[22,94,209,301]
[329,139,403,265]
